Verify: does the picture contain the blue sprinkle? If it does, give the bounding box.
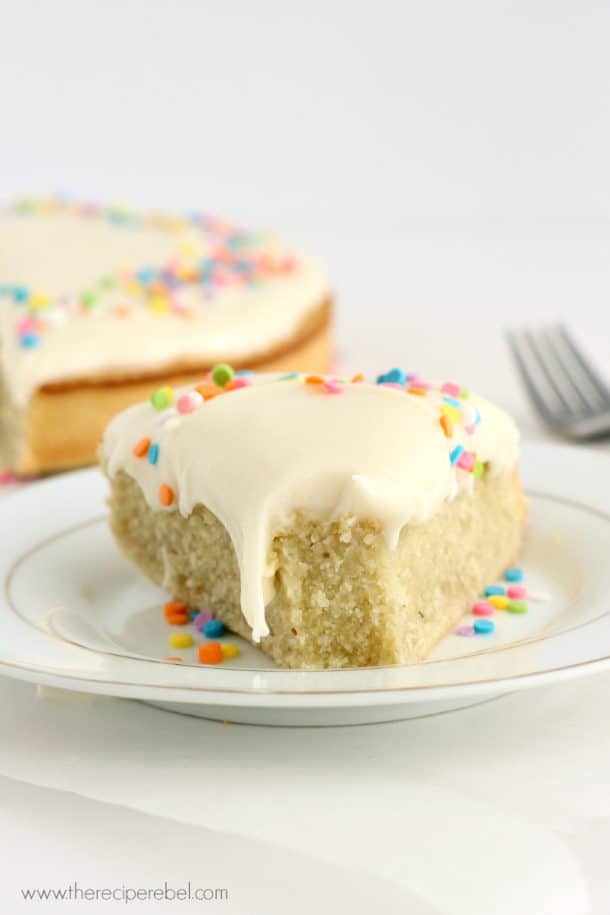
[189,609,199,621]
[279,372,300,380]
[203,619,225,638]
[484,585,505,597]
[148,443,159,465]
[13,286,29,303]
[474,619,495,635]
[449,445,464,465]
[20,332,40,348]
[376,368,405,386]
[443,396,461,408]
[504,567,524,583]
[136,267,157,284]
[235,369,255,377]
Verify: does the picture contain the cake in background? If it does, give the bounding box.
[0,197,332,475]
[102,368,525,670]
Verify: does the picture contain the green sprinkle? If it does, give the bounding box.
[151,386,174,410]
[460,389,470,399]
[474,460,485,479]
[99,276,116,290]
[508,600,528,614]
[211,363,235,387]
[81,291,97,307]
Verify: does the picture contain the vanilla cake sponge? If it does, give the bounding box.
[102,369,524,669]
[0,198,331,474]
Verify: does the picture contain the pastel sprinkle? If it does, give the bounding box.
[456,450,475,472]
[164,600,188,617]
[176,391,203,414]
[442,396,461,408]
[379,368,406,385]
[484,585,505,597]
[351,373,365,383]
[221,643,240,659]
[305,375,324,385]
[132,437,150,458]
[203,619,226,638]
[408,386,428,396]
[198,641,223,665]
[488,595,509,610]
[194,611,214,631]
[211,363,235,387]
[148,443,159,465]
[507,585,526,599]
[507,600,528,614]
[440,414,454,437]
[441,382,461,397]
[323,378,344,394]
[164,657,184,663]
[159,483,174,507]
[449,445,464,465]
[195,382,223,400]
[169,632,194,649]
[151,386,174,410]
[20,332,40,348]
[227,376,252,390]
[472,601,495,617]
[504,567,524,582]
[279,372,300,381]
[474,619,495,635]
[456,625,475,637]
[474,460,485,478]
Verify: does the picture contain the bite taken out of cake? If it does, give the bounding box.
[101,368,525,670]
[0,197,332,475]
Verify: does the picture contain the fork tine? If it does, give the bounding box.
[522,328,573,414]
[505,329,556,421]
[538,326,591,411]
[556,324,610,401]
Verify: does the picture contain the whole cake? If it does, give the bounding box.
[102,368,525,669]
[0,197,331,474]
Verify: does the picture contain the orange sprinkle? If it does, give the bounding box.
[132,437,151,458]
[408,386,427,396]
[164,600,188,617]
[167,613,189,626]
[440,414,454,438]
[195,382,224,401]
[198,641,223,665]
[351,373,365,383]
[305,375,324,385]
[159,483,175,507]
[164,656,183,663]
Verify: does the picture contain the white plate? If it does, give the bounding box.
[1,443,609,726]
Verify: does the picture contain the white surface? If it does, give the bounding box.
[1,0,610,910]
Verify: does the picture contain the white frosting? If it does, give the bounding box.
[102,376,519,641]
[0,209,329,405]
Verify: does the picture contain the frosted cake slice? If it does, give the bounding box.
[101,369,525,669]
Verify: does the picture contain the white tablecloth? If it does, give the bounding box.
[1,249,609,913]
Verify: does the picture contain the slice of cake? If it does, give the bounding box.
[101,369,524,669]
[0,197,331,475]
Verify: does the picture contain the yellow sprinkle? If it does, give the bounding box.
[149,294,170,314]
[489,595,509,610]
[221,643,240,660]
[30,293,49,309]
[125,281,142,297]
[169,632,194,649]
[440,404,461,424]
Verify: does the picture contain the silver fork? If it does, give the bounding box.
[506,324,610,440]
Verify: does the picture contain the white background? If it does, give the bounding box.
[1,2,610,913]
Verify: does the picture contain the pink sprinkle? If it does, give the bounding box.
[456,625,475,637]
[472,601,495,617]
[0,471,18,485]
[232,376,252,389]
[177,391,203,414]
[323,379,344,394]
[464,424,476,435]
[457,450,475,471]
[441,382,461,397]
[507,585,526,599]
[194,611,214,631]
